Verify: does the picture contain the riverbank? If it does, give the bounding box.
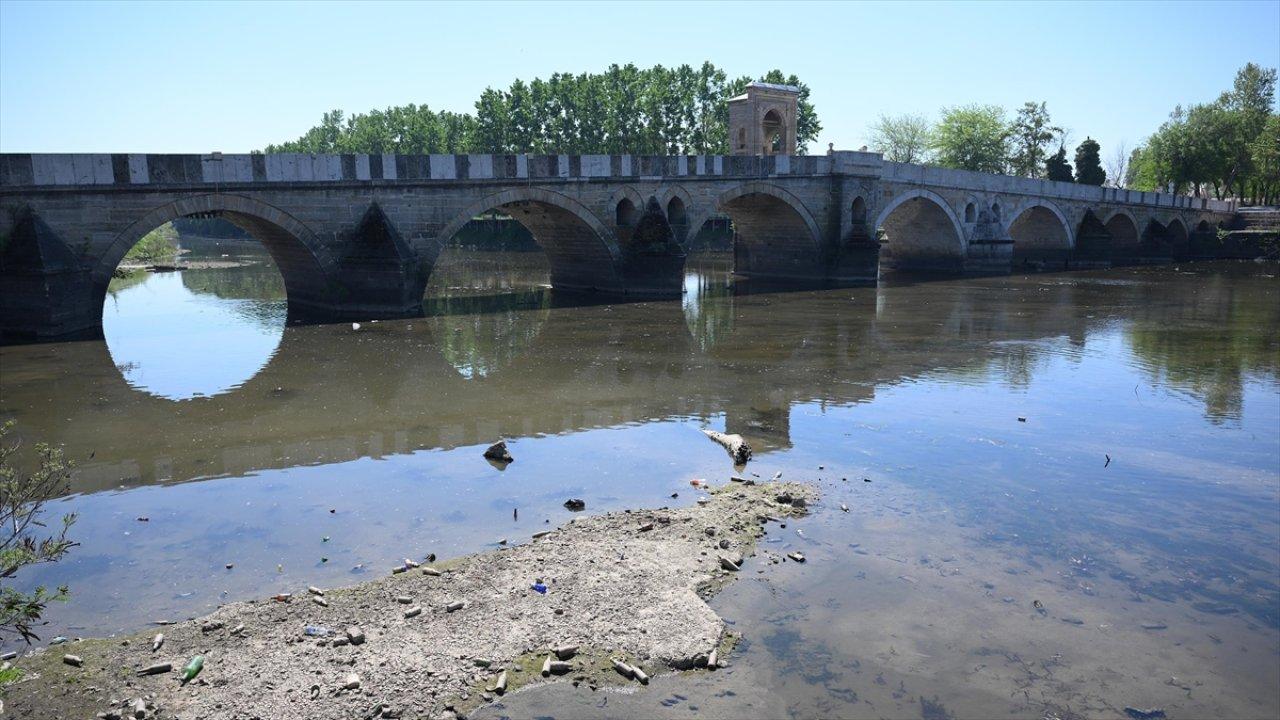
[1,479,816,720]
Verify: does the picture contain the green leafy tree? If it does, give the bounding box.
[0,422,77,644]
[1128,63,1277,201]
[1045,145,1073,182]
[266,63,822,157]
[931,104,1010,173]
[1074,137,1107,185]
[867,113,933,163]
[1009,102,1063,178]
[1251,114,1280,205]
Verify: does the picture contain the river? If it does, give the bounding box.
[0,247,1276,719]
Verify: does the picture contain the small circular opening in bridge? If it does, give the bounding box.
[103,215,286,401]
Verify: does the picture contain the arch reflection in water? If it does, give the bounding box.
[103,255,286,400]
[423,247,553,379]
[682,252,735,350]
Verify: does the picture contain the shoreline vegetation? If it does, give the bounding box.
[1,476,817,720]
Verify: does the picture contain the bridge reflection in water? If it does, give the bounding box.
[1,256,1272,496]
[0,252,1276,661]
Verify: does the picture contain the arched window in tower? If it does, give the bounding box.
[762,110,784,155]
[737,127,746,152]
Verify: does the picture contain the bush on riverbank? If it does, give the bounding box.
[0,421,77,644]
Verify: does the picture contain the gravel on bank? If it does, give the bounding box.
[1,480,817,720]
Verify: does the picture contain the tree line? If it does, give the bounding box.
[867,63,1278,202]
[264,63,821,156]
[869,103,1108,186]
[1127,63,1277,203]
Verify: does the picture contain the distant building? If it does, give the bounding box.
[728,82,799,156]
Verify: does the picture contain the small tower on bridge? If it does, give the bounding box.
[728,82,799,156]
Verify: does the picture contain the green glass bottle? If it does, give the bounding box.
[180,655,204,684]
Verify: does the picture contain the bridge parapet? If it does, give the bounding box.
[0,151,883,190]
[882,161,1235,212]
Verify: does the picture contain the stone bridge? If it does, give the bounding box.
[0,151,1235,339]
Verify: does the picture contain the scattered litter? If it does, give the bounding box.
[553,644,577,660]
[303,626,330,637]
[563,499,586,511]
[137,662,171,676]
[62,654,82,667]
[1124,708,1167,720]
[180,655,204,684]
[489,669,508,695]
[151,633,164,652]
[531,582,548,594]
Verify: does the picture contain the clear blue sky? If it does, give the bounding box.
[2,0,1277,156]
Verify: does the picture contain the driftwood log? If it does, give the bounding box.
[701,429,752,465]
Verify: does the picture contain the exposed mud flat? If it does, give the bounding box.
[1,480,815,720]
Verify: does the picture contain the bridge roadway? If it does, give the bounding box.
[0,150,1235,340]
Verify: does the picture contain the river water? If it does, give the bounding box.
[1,248,1277,719]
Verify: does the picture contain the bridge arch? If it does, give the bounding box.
[875,189,967,271]
[94,193,335,315]
[1103,210,1141,261]
[1007,201,1074,268]
[709,181,823,280]
[435,187,623,292]
[1165,216,1189,256]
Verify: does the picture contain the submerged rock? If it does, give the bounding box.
[483,440,514,464]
